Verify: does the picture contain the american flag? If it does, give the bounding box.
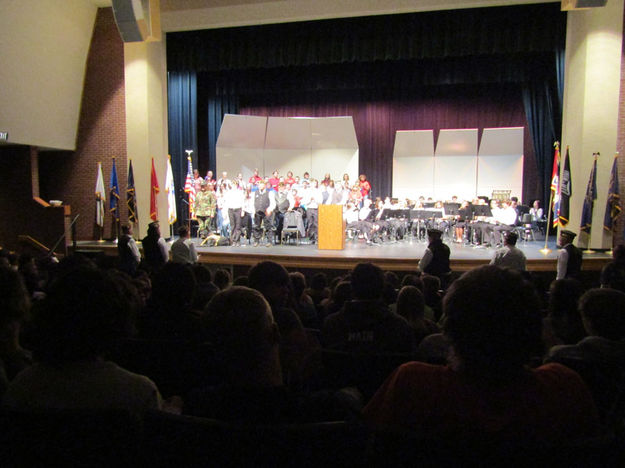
[184,156,196,219]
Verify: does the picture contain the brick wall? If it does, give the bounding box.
[616,6,625,246]
[39,7,128,241]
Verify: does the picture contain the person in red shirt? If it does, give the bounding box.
[363,265,600,444]
[284,171,296,188]
[358,174,371,201]
[268,170,280,191]
[248,168,262,189]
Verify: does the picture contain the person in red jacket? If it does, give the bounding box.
[363,265,600,444]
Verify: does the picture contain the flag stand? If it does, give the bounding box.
[540,142,560,255]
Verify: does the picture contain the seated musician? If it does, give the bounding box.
[454,201,472,243]
[490,200,518,246]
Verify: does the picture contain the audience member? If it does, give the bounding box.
[213,268,232,290]
[490,231,526,271]
[3,266,161,412]
[138,262,203,342]
[545,288,625,424]
[395,286,440,345]
[186,286,358,422]
[322,263,416,353]
[171,226,198,264]
[248,261,309,386]
[318,281,352,326]
[0,266,32,396]
[191,264,219,310]
[543,279,586,347]
[600,244,625,292]
[363,265,599,443]
[305,272,331,309]
[289,272,318,329]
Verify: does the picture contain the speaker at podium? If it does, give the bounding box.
[318,205,345,250]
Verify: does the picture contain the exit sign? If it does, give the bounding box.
[0,132,7,141]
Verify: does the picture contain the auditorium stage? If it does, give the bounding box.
[75,236,611,274]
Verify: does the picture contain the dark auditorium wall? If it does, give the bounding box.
[0,146,66,253]
[39,7,128,241]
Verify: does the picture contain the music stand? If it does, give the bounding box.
[443,203,460,217]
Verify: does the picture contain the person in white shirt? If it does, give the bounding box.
[491,201,519,246]
[171,226,198,264]
[225,179,245,246]
[118,224,141,275]
[490,231,527,271]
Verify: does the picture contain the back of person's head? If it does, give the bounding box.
[614,244,625,263]
[289,272,307,298]
[396,286,426,325]
[351,263,384,300]
[232,275,249,287]
[151,262,196,312]
[205,286,279,379]
[178,226,189,238]
[422,275,442,305]
[121,224,131,235]
[579,288,625,340]
[214,268,232,290]
[504,231,518,246]
[191,264,212,284]
[0,266,30,331]
[548,279,584,318]
[248,261,291,308]
[33,266,134,364]
[401,274,424,291]
[443,265,542,379]
[382,282,398,305]
[384,271,400,290]
[331,281,352,307]
[310,272,328,291]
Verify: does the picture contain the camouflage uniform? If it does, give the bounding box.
[195,188,217,237]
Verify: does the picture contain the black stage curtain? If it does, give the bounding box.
[168,3,565,207]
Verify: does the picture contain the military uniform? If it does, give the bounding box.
[195,188,217,237]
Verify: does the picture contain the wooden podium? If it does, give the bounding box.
[318,205,345,250]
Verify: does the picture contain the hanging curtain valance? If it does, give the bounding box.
[167,4,565,73]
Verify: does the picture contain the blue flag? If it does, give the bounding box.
[580,155,597,234]
[109,157,120,221]
[604,154,621,232]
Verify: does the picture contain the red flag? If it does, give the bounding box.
[550,142,561,228]
[150,158,160,221]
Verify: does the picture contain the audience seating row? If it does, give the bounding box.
[1,408,622,467]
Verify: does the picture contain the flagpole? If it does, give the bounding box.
[185,149,194,236]
[540,142,559,255]
[582,152,599,254]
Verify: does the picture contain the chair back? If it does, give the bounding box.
[0,408,141,467]
[142,410,369,467]
[521,213,532,224]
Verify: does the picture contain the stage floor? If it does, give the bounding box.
[75,236,611,273]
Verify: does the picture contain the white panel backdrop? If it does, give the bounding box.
[392,130,434,200]
[391,127,524,201]
[216,115,359,183]
[434,129,478,201]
